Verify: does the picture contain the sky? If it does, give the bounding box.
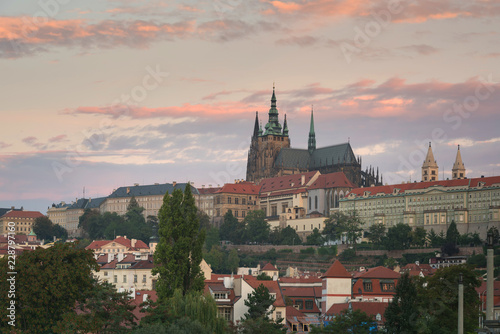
[1,0,500,214]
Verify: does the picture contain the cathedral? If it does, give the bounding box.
[246,86,381,187]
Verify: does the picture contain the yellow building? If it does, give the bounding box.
[340,175,500,238]
[0,210,44,235]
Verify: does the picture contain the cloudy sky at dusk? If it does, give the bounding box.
[1,0,500,214]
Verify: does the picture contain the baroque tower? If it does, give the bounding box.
[246,86,290,182]
[452,145,466,180]
[422,142,438,181]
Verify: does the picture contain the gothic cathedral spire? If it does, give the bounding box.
[252,111,259,138]
[264,84,282,135]
[308,106,316,154]
[452,144,466,179]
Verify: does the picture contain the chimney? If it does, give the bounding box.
[108,253,115,262]
[134,183,139,186]
[172,181,177,187]
[127,187,130,194]
[131,239,137,248]
[301,175,305,185]
[117,253,124,262]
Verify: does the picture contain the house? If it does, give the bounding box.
[352,266,400,302]
[86,236,150,254]
[320,260,352,312]
[324,301,388,329]
[261,262,279,279]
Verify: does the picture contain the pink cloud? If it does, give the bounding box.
[262,0,500,23]
[0,16,195,58]
[0,141,11,149]
[48,135,68,143]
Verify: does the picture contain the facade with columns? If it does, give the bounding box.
[245,86,381,188]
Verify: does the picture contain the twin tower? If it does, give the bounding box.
[422,143,466,182]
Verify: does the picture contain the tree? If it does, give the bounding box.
[257,272,273,280]
[368,223,386,245]
[0,243,98,333]
[227,248,240,273]
[54,280,137,333]
[219,210,244,244]
[205,245,224,272]
[280,226,302,245]
[197,210,211,230]
[418,265,481,334]
[306,228,324,246]
[311,308,375,333]
[153,185,205,300]
[427,228,445,247]
[323,212,363,245]
[442,221,460,256]
[410,227,427,247]
[244,210,269,243]
[140,289,226,334]
[78,208,101,235]
[384,223,412,250]
[33,215,67,241]
[384,273,419,334]
[204,227,220,252]
[244,284,276,320]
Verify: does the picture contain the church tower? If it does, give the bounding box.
[422,142,438,181]
[246,85,290,182]
[452,145,466,180]
[308,107,316,154]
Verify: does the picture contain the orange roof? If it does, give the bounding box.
[354,266,400,279]
[1,211,44,219]
[322,260,351,278]
[308,172,356,190]
[215,182,260,195]
[86,240,110,250]
[259,171,318,197]
[197,187,222,195]
[347,175,500,197]
[262,263,278,271]
[325,302,388,322]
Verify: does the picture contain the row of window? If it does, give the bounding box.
[103,272,148,283]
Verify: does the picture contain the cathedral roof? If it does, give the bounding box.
[308,172,356,190]
[274,143,357,170]
[259,171,319,197]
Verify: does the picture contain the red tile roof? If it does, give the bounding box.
[262,263,278,271]
[215,182,260,195]
[325,302,388,322]
[259,171,319,197]
[86,240,111,250]
[347,175,500,197]
[322,260,352,279]
[1,211,44,219]
[86,237,149,251]
[279,277,323,284]
[355,267,400,279]
[308,172,356,190]
[131,290,157,324]
[197,187,222,195]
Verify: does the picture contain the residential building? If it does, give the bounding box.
[86,236,150,254]
[352,266,400,302]
[46,201,70,228]
[213,181,260,221]
[245,86,381,188]
[261,262,279,280]
[320,260,352,313]
[340,175,500,238]
[0,210,44,235]
[324,301,388,329]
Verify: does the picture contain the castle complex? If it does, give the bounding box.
[246,86,380,187]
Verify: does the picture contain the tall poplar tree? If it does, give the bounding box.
[153,185,205,300]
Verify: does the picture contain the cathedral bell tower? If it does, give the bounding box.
[246,85,290,182]
[422,142,438,181]
[452,145,466,180]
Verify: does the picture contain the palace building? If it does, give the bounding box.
[245,86,380,188]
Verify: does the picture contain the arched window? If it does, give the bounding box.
[315,196,318,210]
[309,197,312,210]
